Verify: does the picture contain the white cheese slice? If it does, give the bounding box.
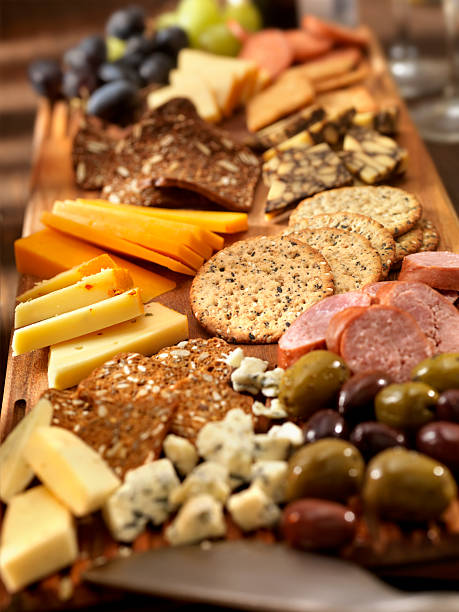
[227,485,281,532]
[163,434,198,477]
[148,84,221,123]
[24,426,120,516]
[165,494,226,546]
[47,302,188,390]
[0,486,78,593]
[0,398,53,503]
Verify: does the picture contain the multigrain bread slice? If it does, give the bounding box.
[190,235,335,344]
[393,224,424,265]
[43,387,176,478]
[164,371,254,441]
[290,227,382,293]
[289,186,422,238]
[288,211,395,278]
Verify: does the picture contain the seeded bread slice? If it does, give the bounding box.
[190,235,335,344]
[288,211,395,279]
[290,227,382,293]
[393,224,424,265]
[289,186,422,237]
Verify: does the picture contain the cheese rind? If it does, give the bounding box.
[48,302,188,390]
[0,486,78,593]
[14,229,176,303]
[0,398,53,502]
[12,288,144,356]
[24,426,121,516]
[17,254,118,302]
[14,268,133,329]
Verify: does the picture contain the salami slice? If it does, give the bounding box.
[239,29,294,79]
[338,305,431,382]
[278,291,371,368]
[284,29,333,63]
[302,15,370,48]
[399,251,459,291]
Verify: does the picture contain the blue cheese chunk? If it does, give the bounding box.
[252,398,287,419]
[231,357,268,395]
[268,422,304,447]
[163,434,198,476]
[260,368,284,398]
[169,462,230,507]
[225,347,245,369]
[103,459,180,542]
[252,434,290,461]
[227,485,281,532]
[251,460,288,503]
[165,494,226,546]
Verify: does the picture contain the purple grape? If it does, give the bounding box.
[62,69,99,98]
[139,53,174,84]
[106,6,145,39]
[28,59,62,99]
[87,80,137,120]
[154,27,189,57]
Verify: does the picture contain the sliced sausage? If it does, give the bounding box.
[339,305,431,382]
[361,281,396,301]
[325,306,369,355]
[239,29,294,79]
[375,281,459,355]
[278,291,371,368]
[284,29,333,63]
[398,252,459,291]
[439,289,459,304]
[302,15,370,48]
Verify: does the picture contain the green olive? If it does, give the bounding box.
[286,438,364,503]
[375,382,438,430]
[363,448,457,522]
[279,351,350,419]
[412,353,459,392]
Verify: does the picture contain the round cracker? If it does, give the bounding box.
[289,186,422,237]
[418,218,440,252]
[190,235,334,344]
[290,227,382,293]
[288,211,396,278]
[393,224,424,265]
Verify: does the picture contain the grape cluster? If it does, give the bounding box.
[28,1,262,120]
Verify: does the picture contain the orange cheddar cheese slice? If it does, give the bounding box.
[41,212,196,276]
[52,201,204,270]
[77,199,248,234]
[14,231,176,303]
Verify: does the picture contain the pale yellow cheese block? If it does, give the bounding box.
[0,486,78,593]
[24,426,121,516]
[170,67,239,118]
[16,254,117,303]
[14,267,133,329]
[48,302,189,390]
[12,287,144,356]
[147,83,221,123]
[0,398,53,503]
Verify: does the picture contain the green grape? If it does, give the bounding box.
[223,0,262,32]
[106,36,127,62]
[198,23,242,56]
[177,0,222,48]
[156,11,180,31]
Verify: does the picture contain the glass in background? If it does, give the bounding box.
[389,0,447,98]
[295,0,358,26]
[411,0,459,141]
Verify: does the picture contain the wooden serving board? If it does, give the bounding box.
[1,29,459,611]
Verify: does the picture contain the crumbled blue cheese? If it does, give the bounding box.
[163,434,198,476]
[268,422,304,447]
[169,462,230,507]
[260,368,284,398]
[251,461,288,503]
[252,398,288,419]
[165,494,226,546]
[227,485,281,532]
[225,347,245,369]
[102,459,180,542]
[196,410,254,487]
[252,434,291,461]
[231,357,268,395]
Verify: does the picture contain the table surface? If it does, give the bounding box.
[1,0,459,608]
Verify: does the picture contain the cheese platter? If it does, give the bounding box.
[1,8,459,610]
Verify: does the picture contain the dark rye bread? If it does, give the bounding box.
[190,235,335,344]
[43,387,176,478]
[102,98,260,212]
[72,115,116,190]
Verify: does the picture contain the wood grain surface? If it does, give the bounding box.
[1,29,459,611]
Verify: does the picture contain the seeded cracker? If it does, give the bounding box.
[43,387,176,478]
[190,235,334,344]
[102,98,261,212]
[264,143,353,214]
[290,227,382,292]
[418,218,440,252]
[290,186,422,238]
[288,211,396,278]
[393,224,424,265]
